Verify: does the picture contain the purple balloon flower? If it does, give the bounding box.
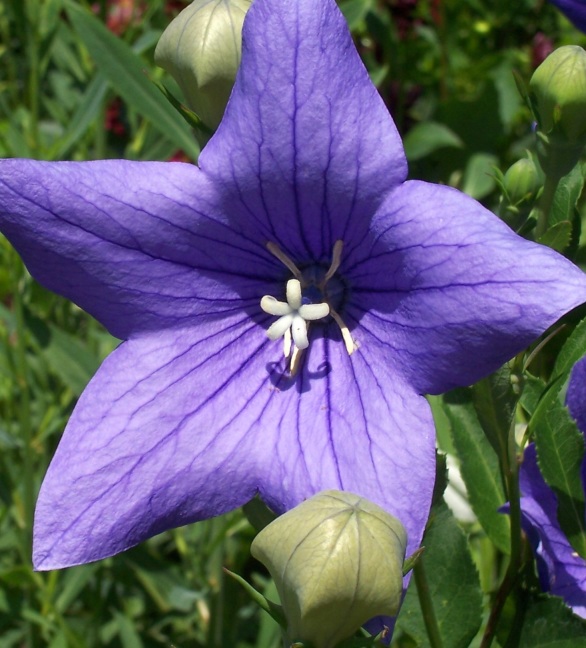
[517,358,586,618]
[1,0,586,572]
[549,0,586,33]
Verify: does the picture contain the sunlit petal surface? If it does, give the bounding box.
[1,0,585,586]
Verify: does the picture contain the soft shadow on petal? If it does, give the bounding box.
[0,159,280,340]
[346,180,586,395]
[33,313,279,569]
[257,326,436,562]
[518,445,586,618]
[199,0,407,261]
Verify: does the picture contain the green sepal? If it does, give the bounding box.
[403,548,425,576]
[223,568,287,629]
[154,82,215,137]
[242,496,277,532]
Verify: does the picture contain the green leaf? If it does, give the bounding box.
[395,503,483,648]
[403,122,463,161]
[442,389,511,553]
[54,564,100,614]
[550,164,585,226]
[113,610,144,648]
[520,373,547,418]
[461,152,498,200]
[471,365,517,461]
[339,0,373,29]
[531,378,586,558]
[42,325,100,396]
[518,595,586,647]
[554,317,586,379]
[537,220,573,252]
[64,2,199,160]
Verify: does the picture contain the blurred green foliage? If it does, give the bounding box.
[1,0,586,646]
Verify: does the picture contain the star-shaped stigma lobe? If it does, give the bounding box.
[261,279,330,351]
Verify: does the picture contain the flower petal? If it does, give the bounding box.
[518,445,586,618]
[567,355,586,435]
[0,159,278,340]
[34,316,435,569]
[199,0,407,261]
[257,327,436,561]
[346,180,586,394]
[33,313,276,569]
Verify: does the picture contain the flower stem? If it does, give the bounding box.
[534,171,560,239]
[414,555,443,648]
[479,417,523,648]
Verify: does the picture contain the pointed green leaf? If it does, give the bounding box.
[403,122,464,161]
[471,365,517,460]
[64,2,199,160]
[550,164,584,226]
[537,220,573,252]
[554,317,586,379]
[442,389,510,553]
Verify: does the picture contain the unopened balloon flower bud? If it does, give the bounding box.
[155,0,252,129]
[529,45,586,143]
[251,490,407,648]
[503,156,541,205]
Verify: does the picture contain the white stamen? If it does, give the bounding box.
[289,346,303,376]
[266,242,303,280]
[322,240,344,285]
[283,328,292,358]
[330,308,357,355]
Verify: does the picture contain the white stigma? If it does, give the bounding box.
[261,279,330,351]
[261,241,357,374]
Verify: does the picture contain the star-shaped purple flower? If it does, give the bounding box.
[549,0,586,33]
[517,358,586,617]
[1,0,586,572]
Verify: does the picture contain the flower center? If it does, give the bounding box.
[260,240,357,374]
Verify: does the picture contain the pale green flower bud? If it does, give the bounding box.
[503,156,541,206]
[529,45,586,143]
[155,0,252,129]
[251,491,407,648]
